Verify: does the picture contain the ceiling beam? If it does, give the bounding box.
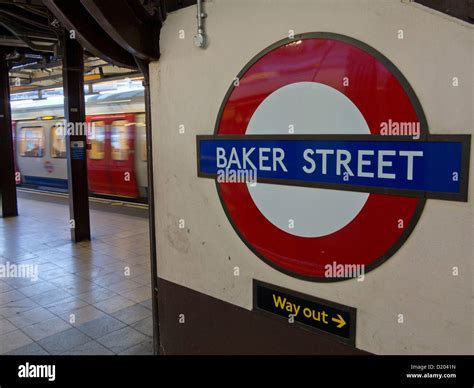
[80,0,160,61]
[43,0,137,68]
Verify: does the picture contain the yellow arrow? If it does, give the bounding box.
[331,314,346,328]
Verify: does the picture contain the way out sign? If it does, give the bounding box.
[254,280,356,345]
[197,33,471,281]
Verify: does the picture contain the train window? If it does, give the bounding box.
[89,122,105,160]
[136,114,147,161]
[19,127,44,158]
[111,121,129,161]
[51,126,66,158]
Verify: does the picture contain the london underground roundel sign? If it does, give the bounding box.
[197,33,470,281]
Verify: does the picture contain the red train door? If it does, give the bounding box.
[87,114,139,198]
[87,118,111,195]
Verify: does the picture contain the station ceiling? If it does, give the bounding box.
[0,0,471,91]
[0,0,195,91]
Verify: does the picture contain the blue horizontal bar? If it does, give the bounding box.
[198,137,465,195]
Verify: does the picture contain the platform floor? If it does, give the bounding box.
[0,191,153,355]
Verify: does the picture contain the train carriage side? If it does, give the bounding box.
[86,90,147,199]
[12,99,68,191]
[11,89,147,200]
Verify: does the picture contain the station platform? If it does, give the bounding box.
[0,190,153,355]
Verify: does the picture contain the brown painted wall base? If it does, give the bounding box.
[157,278,369,355]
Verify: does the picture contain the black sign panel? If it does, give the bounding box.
[253,280,357,346]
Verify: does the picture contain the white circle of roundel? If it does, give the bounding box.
[246,82,370,238]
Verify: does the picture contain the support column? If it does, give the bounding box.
[62,34,90,242]
[136,58,160,355]
[0,50,18,218]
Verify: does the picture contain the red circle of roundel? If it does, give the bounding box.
[215,33,426,281]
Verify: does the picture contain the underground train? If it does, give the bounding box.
[11,89,148,200]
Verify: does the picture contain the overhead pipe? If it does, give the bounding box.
[0,15,56,52]
[193,0,207,48]
[0,7,51,31]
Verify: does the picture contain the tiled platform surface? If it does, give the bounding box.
[0,193,153,355]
